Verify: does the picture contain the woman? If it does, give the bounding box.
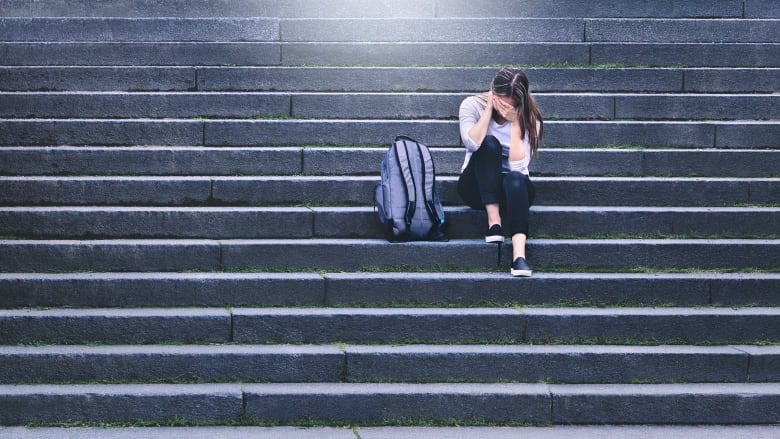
[457,67,543,277]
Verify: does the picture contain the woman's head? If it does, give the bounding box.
[490,67,543,154]
[491,67,529,110]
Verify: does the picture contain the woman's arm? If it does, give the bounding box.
[509,122,525,161]
[458,93,492,152]
[493,97,526,161]
[467,92,494,147]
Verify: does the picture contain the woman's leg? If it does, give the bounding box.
[457,136,505,239]
[503,172,535,275]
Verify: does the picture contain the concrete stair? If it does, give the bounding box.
[0,0,779,429]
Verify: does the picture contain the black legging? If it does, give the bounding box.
[457,135,535,236]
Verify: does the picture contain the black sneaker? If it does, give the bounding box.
[485,224,504,243]
[511,257,532,277]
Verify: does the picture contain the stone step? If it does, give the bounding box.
[585,19,780,43]
[279,18,780,44]
[2,344,777,384]
[2,272,778,308]
[3,42,779,67]
[2,119,779,148]
[0,18,280,42]
[2,92,778,121]
[1,176,776,207]
[1,307,778,345]
[3,67,777,93]
[0,18,583,43]
[230,307,780,345]
[280,18,585,43]
[3,147,778,178]
[0,382,778,425]
[0,42,282,67]
[3,426,780,439]
[1,239,778,272]
[0,0,768,19]
[1,206,777,239]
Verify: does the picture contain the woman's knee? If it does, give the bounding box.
[503,171,528,191]
[479,135,502,156]
[504,172,534,204]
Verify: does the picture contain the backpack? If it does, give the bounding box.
[374,136,447,242]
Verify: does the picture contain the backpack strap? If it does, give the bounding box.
[394,139,417,229]
[415,142,443,226]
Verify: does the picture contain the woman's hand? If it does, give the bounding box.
[492,95,518,124]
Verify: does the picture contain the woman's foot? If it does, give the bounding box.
[485,224,504,243]
[511,257,532,277]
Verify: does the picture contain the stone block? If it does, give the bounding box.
[0,67,196,92]
[551,383,780,424]
[0,207,315,239]
[544,121,715,148]
[522,307,780,343]
[0,345,343,383]
[323,272,712,307]
[280,18,583,42]
[0,120,203,146]
[0,92,291,119]
[345,345,748,384]
[586,19,780,43]
[232,308,527,343]
[0,384,242,424]
[0,42,281,66]
[0,177,212,205]
[0,18,279,42]
[220,239,499,272]
[243,383,551,423]
[204,120,459,147]
[684,68,780,93]
[436,0,743,18]
[0,272,326,308]
[0,308,231,344]
[0,240,221,272]
[281,42,589,66]
[591,43,780,67]
[716,123,780,148]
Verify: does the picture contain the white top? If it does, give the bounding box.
[458,95,533,175]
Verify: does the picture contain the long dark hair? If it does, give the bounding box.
[491,67,543,155]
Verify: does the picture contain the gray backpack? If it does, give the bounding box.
[375,136,447,242]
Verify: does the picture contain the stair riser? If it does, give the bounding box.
[231,313,780,345]
[4,148,779,178]
[1,383,777,426]
[4,67,777,94]
[2,274,779,308]
[1,209,777,239]
[3,93,778,121]
[7,350,767,385]
[5,308,776,344]
[2,0,767,19]
[10,18,775,44]
[1,178,776,207]
[4,42,780,67]
[4,120,779,148]
[2,240,778,272]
